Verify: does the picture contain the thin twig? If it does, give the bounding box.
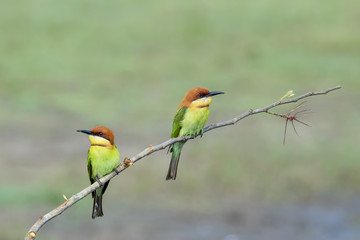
[25,85,341,240]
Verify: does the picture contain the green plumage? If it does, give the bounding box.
[167,106,210,180]
[87,145,119,218]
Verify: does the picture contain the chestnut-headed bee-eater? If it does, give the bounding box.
[167,87,224,180]
[77,126,120,219]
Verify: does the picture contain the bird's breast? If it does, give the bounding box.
[180,107,210,136]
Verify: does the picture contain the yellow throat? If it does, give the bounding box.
[89,135,112,147]
[190,97,212,108]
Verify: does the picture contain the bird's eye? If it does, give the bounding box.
[98,132,103,136]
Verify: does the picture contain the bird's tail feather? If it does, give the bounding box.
[166,152,181,180]
[92,193,104,219]
[166,141,185,180]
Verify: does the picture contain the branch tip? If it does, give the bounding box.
[279,90,295,102]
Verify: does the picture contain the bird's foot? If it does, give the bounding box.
[95,176,103,186]
[114,167,121,175]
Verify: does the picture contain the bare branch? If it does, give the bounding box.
[25,85,341,240]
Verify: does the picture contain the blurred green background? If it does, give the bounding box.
[1,0,359,239]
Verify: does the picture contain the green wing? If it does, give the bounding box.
[87,155,95,198]
[87,150,94,183]
[87,161,93,183]
[168,107,187,153]
[171,107,187,138]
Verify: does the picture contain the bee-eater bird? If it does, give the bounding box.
[77,126,120,219]
[166,87,224,180]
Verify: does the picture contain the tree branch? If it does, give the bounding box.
[25,85,341,239]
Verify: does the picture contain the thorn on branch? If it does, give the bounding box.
[267,101,312,145]
[63,194,68,201]
[56,195,69,210]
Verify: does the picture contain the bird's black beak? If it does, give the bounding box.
[206,91,225,97]
[77,130,93,135]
